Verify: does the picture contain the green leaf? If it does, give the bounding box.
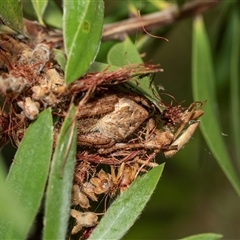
[89,164,165,240]
[31,0,48,25]
[43,105,77,239]
[63,0,104,83]
[192,16,240,196]
[53,48,66,70]
[43,0,62,29]
[88,61,117,73]
[107,36,162,110]
[179,233,223,240]
[107,36,143,67]
[0,0,24,33]
[0,109,53,239]
[0,160,30,239]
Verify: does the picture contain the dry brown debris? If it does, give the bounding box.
[0,31,204,238]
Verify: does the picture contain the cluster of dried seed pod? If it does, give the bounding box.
[70,209,98,235]
[70,159,148,235]
[31,68,66,107]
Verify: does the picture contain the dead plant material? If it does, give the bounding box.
[0,31,205,238]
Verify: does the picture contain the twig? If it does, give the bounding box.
[22,0,221,46]
[102,0,221,41]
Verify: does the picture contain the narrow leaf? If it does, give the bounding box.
[43,105,77,239]
[107,36,162,109]
[192,16,240,196]
[53,48,67,70]
[63,0,104,83]
[31,0,48,25]
[0,0,24,33]
[0,160,29,238]
[0,109,53,239]
[89,164,165,240]
[180,233,223,240]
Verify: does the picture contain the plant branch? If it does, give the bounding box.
[102,0,221,41]
[22,0,221,47]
